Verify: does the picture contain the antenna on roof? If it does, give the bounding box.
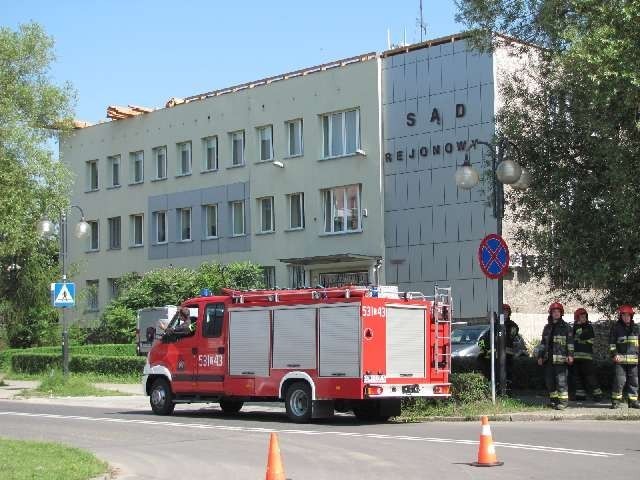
[417,0,427,43]
[387,28,391,49]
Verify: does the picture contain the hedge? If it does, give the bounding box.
[1,344,135,371]
[11,353,145,375]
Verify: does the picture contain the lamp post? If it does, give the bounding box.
[38,206,90,376]
[455,140,529,398]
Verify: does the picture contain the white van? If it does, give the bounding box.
[136,306,177,356]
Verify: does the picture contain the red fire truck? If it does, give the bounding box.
[143,285,451,423]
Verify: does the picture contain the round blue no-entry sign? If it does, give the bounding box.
[478,234,510,279]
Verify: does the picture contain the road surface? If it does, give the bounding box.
[0,399,638,479]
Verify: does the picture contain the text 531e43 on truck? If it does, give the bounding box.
[142,285,452,422]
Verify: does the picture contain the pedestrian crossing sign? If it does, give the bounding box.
[52,282,76,308]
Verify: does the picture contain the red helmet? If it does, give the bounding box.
[548,302,564,315]
[503,304,512,315]
[618,305,635,317]
[574,308,588,321]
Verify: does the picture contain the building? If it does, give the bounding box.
[63,33,533,323]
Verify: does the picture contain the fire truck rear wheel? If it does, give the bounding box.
[150,378,175,415]
[285,382,312,423]
[353,401,388,422]
[219,398,244,414]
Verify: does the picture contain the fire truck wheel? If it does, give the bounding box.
[353,401,387,422]
[219,398,244,414]
[150,378,175,415]
[285,382,312,423]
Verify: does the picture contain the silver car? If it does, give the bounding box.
[451,324,528,359]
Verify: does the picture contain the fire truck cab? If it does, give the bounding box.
[143,285,451,423]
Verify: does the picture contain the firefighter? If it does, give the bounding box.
[609,305,640,409]
[478,304,518,392]
[167,307,195,336]
[537,302,574,410]
[571,308,603,401]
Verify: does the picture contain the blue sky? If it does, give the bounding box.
[4,0,462,123]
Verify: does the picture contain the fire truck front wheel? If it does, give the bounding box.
[150,378,175,415]
[285,382,312,423]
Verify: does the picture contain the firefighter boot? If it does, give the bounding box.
[554,402,567,411]
[629,401,640,409]
[611,401,621,410]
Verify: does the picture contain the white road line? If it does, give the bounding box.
[0,411,622,458]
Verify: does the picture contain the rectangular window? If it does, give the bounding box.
[322,109,360,158]
[108,277,121,300]
[177,141,192,175]
[153,146,167,180]
[88,220,99,251]
[286,119,303,157]
[155,211,167,244]
[231,130,245,166]
[287,193,304,230]
[107,216,121,249]
[130,151,144,183]
[178,208,192,241]
[86,280,99,312]
[130,214,144,247]
[108,155,121,187]
[258,196,274,233]
[203,303,224,338]
[86,160,99,191]
[203,136,218,171]
[262,266,276,289]
[231,201,245,236]
[257,125,273,161]
[204,204,218,239]
[322,185,361,234]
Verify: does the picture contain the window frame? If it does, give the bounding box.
[107,216,122,250]
[87,220,99,251]
[177,207,192,242]
[107,155,121,188]
[287,192,305,230]
[202,136,219,172]
[130,214,144,247]
[322,184,362,234]
[322,108,360,159]
[204,204,218,239]
[286,119,303,157]
[130,150,144,184]
[86,160,99,191]
[258,196,275,234]
[203,303,225,338]
[176,141,192,176]
[153,146,168,180]
[230,130,245,167]
[231,201,245,236]
[86,280,99,312]
[257,125,274,162]
[262,266,276,289]
[155,210,168,244]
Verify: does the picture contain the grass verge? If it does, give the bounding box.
[0,437,108,480]
[19,371,129,397]
[3,369,139,384]
[399,397,541,422]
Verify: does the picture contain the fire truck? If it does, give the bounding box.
[142,285,452,423]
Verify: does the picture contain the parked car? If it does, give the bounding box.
[451,324,528,359]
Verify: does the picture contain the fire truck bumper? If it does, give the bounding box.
[364,383,451,398]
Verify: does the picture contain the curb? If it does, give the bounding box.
[410,411,640,422]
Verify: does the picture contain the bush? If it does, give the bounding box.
[12,353,60,373]
[69,355,145,376]
[450,372,490,403]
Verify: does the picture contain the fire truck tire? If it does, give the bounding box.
[219,398,244,414]
[285,382,312,423]
[149,378,175,415]
[353,401,388,422]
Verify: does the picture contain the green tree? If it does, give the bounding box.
[0,23,75,346]
[456,0,640,311]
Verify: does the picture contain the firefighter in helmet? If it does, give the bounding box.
[478,304,518,392]
[537,302,574,409]
[166,307,195,337]
[571,308,603,401]
[609,305,640,409]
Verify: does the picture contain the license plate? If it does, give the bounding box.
[364,375,386,383]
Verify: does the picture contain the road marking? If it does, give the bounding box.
[0,411,622,458]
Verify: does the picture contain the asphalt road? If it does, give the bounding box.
[1,399,638,480]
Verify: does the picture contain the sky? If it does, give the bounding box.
[4,0,463,123]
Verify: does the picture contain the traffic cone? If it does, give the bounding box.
[265,432,286,480]
[471,416,503,467]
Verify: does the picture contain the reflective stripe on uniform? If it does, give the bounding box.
[620,354,638,364]
[552,355,567,363]
[553,336,566,345]
[557,392,569,400]
[573,352,593,360]
[611,393,623,400]
[549,391,558,399]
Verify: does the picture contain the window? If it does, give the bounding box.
[203,303,224,338]
[87,220,99,251]
[231,201,245,236]
[108,155,121,187]
[130,214,144,247]
[203,136,218,171]
[154,211,167,244]
[262,266,276,289]
[153,146,167,180]
[108,278,121,299]
[322,185,361,233]
[322,109,360,158]
[178,208,192,241]
[204,204,218,238]
[86,160,99,191]
[290,265,305,289]
[257,125,273,161]
[231,130,245,166]
[258,197,274,233]
[287,193,304,229]
[176,141,192,175]
[86,280,99,312]
[108,216,121,249]
[286,119,303,156]
[130,151,144,183]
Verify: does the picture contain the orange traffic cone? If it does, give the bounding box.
[471,416,503,467]
[265,432,286,480]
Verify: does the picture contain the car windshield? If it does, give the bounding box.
[451,327,486,345]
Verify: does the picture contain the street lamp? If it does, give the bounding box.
[38,205,90,376]
[455,139,527,398]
